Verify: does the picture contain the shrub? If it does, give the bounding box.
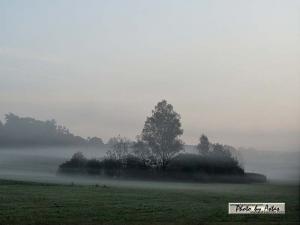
[167,153,244,175]
[86,159,102,175]
[102,158,122,177]
[59,152,87,174]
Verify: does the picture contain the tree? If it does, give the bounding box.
[106,135,130,162]
[69,152,87,167]
[132,135,153,167]
[141,100,183,170]
[211,143,233,160]
[197,134,210,155]
[58,152,87,173]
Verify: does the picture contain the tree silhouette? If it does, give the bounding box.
[0,113,104,147]
[197,134,210,155]
[106,135,130,163]
[141,100,183,170]
[58,152,87,173]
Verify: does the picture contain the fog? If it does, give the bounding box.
[1,0,299,187]
[1,0,300,151]
[0,147,104,183]
[0,147,299,186]
[239,149,300,183]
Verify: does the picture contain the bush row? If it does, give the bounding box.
[58,152,244,181]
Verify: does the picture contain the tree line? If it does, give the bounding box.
[0,113,104,147]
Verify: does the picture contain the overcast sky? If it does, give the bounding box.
[0,0,299,151]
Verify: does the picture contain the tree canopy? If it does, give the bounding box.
[197,134,210,155]
[141,100,184,170]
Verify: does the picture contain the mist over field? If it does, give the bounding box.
[1,0,299,186]
[0,146,299,185]
[0,1,299,224]
[0,147,104,181]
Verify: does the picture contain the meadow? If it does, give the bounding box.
[0,179,298,225]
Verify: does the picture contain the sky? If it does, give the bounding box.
[0,0,299,151]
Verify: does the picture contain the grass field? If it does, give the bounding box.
[0,179,299,225]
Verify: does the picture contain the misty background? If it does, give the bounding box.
[0,146,299,183]
[0,0,299,183]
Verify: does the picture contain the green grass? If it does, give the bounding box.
[0,179,299,225]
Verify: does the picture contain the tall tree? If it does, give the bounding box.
[141,100,183,170]
[197,134,210,155]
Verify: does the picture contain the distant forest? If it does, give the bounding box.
[0,113,104,147]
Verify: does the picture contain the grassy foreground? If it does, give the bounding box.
[0,179,299,225]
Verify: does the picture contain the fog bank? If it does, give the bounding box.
[0,147,299,184]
